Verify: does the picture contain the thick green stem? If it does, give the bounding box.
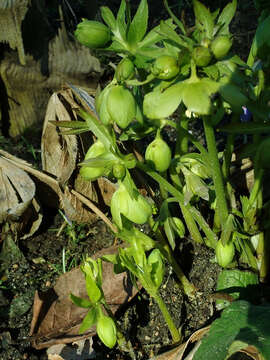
[152,292,181,343]
[203,116,229,229]
[176,109,189,156]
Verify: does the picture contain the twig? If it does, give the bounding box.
[70,189,117,234]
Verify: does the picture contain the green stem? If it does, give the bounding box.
[152,292,181,343]
[176,108,189,156]
[203,116,229,229]
[149,217,196,297]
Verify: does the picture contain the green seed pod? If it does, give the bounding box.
[115,58,135,82]
[110,183,152,228]
[145,136,172,172]
[192,46,212,67]
[215,240,235,268]
[113,163,126,179]
[75,20,111,49]
[96,315,117,349]
[95,84,114,125]
[80,140,107,181]
[151,55,179,80]
[147,249,165,289]
[107,85,136,129]
[211,35,232,60]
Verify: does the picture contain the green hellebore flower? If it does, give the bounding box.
[107,85,136,129]
[75,20,111,49]
[215,239,235,268]
[96,315,117,349]
[145,136,171,172]
[113,162,126,179]
[80,140,107,181]
[151,55,179,80]
[95,84,114,125]
[110,182,152,229]
[115,58,135,83]
[192,46,212,67]
[211,35,232,60]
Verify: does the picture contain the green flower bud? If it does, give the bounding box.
[115,58,135,82]
[107,85,136,129]
[151,55,179,80]
[201,37,211,48]
[147,249,165,289]
[113,163,126,179]
[75,20,111,49]
[80,140,107,181]
[145,136,171,172]
[215,240,235,268]
[211,36,232,60]
[110,183,152,228]
[192,46,212,67]
[96,315,117,348]
[95,84,114,125]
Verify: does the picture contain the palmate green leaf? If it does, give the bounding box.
[116,0,127,41]
[216,269,259,309]
[79,306,99,333]
[194,300,270,360]
[182,78,219,115]
[70,293,92,308]
[193,0,214,38]
[159,21,191,49]
[78,109,115,152]
[216,0,237,30]
[127,0,148,45]
[143,82,183,119]
[101,6,117,31]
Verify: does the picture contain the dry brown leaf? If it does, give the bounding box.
[30,245,138,350]
[41,91,78,186]
[0,154,42,237]
[148,326,210,360]
[0,150,108,225]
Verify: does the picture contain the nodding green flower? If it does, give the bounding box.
[113,162,126,180]
[75,20,111,49]
[80,140,107,181]
[115,58,135,82]
[96,315,117,348]
[110,182,152,229]
[192,46,212,67]
[145,135,171,172]
[107,85,136,129]
[211,35,232,60]
[215,240,235,268]
[151,55,179,80]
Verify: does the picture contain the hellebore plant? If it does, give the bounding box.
[53,0,270,350]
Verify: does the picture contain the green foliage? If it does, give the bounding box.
[68,0,270,350]
[193,300,270,360]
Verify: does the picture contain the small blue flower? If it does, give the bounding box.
[240,106,252,122]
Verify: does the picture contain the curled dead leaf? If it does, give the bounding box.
[0,154,42,238]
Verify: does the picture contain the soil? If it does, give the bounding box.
[0,1,261,360]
